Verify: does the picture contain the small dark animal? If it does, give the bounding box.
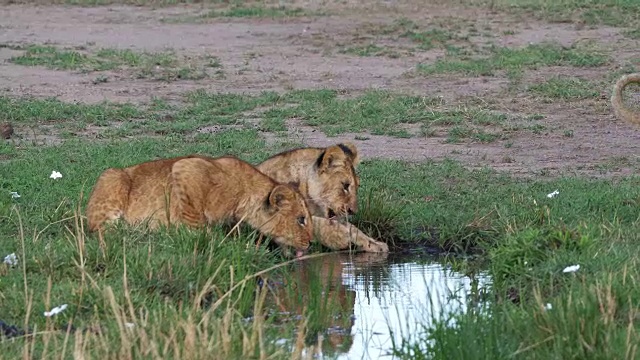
[0,122,13,139]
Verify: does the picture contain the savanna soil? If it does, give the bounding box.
[1,0,638,177]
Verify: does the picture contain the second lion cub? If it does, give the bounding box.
[86,155,313,253]
[257,143,389,253]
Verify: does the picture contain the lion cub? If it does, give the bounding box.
[257,143,389,253]
[86,155,313,252]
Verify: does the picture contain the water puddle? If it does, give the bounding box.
[267,251,491,359]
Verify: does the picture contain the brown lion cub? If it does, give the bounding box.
[611,72,640,125]
[257,143,389,253]
[86,155,313,253]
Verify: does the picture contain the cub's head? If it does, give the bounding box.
[261,184,313,252]
[309,143,360,218]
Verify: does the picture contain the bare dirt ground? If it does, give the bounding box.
[1,1,639,177]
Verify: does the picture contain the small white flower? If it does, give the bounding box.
[125,322,135,329]
[545,303,553,310]
[44,304,68,317]
[10,191,20,199]
[3,253,18,266]
[50,171,63,180]
[562,264,580,273]
[547,190,559,198]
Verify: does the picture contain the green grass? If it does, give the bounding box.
[0,91,279,137]
[2,91,640,357]
[404,28,463,51]
[418,43,608,76]
[0,131,351,358]
[0,89,523,142]
[393,231,640,358]
[259,90,514,140]
[625,28,640,39]
[10,45,215,81]
[375,18,467,51]
[339,44,402,58]
[352,159,640,359]
[528,76,601,99]
[467,0,640,28]
[359,160,640,359]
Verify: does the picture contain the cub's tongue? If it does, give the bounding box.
[295,250,305,258]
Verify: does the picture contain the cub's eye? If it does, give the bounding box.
[297,216,306,226]
[343,182,350,193]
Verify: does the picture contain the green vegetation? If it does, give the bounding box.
[0,131,347,358]
[625,28,640,39]
[342,18,476,58]
[9,45,217,81]
[418,42,608,76]
[349,115,638,358]
[339,44,402,58]
[0,0,318,18]
[393,221,640,359]
[528,76,601,99]
[467,0,640,28]
[390,18,469,51]
[2,87,640,358]
[0,89,521,142]
[361,160,640,359]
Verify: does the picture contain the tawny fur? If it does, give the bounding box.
[611,72,640,125]
[86,155,313,251]
[257,143,360,218]
[257,143,389,253]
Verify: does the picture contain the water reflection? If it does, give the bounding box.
[268,252,491,359]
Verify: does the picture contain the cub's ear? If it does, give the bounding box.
[337,142,360,166]
[316,145,347,172]
[268,185,293,209]
[316,143,360,172]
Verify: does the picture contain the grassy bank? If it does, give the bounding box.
[3,137,640,358]
[364,160,640,358]
[1,88,639,358]
[0,132,356,358]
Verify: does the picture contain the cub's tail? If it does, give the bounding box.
[611,73,640,125]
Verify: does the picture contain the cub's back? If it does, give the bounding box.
[125,156,196,203]
[257,147,325,181]
[204,155,277,189]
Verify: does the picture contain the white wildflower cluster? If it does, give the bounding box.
[3,253,18,267]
